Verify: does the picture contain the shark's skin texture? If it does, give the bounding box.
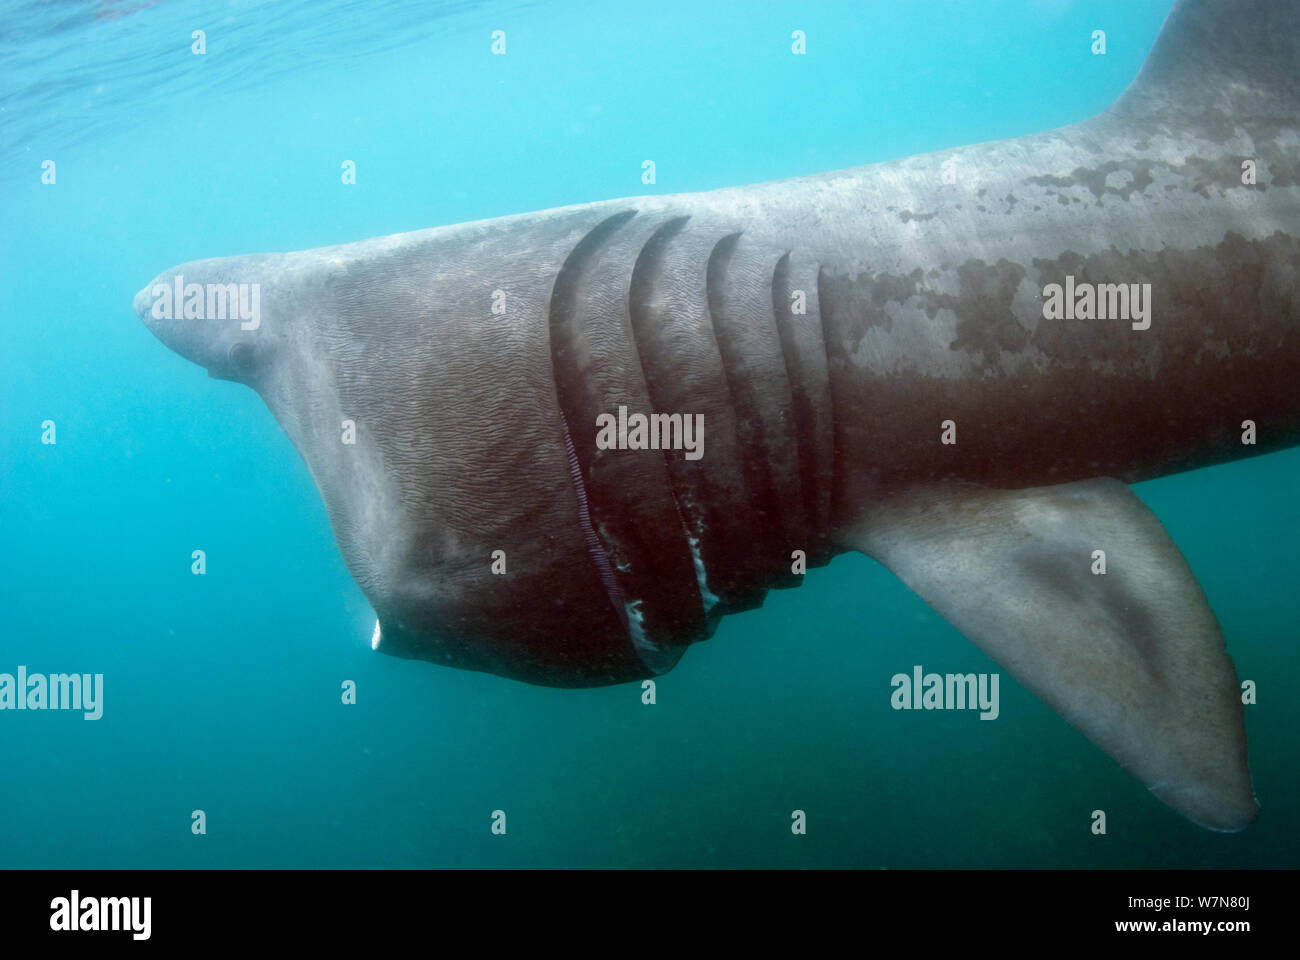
[135,0,1298,831]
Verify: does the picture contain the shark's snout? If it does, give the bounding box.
[132,283,152,322]
[133,273,196,363]
[132,266,271,386]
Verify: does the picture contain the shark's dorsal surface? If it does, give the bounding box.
[136,0,1299,831]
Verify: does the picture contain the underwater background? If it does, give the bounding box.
[2,0,1296,869]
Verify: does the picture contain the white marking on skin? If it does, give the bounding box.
[371,619,382,650]
[625,600,651,653]
[687,534,720,615]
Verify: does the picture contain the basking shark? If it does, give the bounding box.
[135,0,1298,832]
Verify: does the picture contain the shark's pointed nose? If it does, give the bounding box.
[134,282,154,321]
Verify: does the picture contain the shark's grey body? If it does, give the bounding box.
[136,0,1299,832]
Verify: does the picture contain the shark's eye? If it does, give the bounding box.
[228,340,255,372]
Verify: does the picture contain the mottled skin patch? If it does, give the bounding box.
[1032,162,1158,203]
[821,231,1300,509]
[821,260,1033,366]
[947,260,1032,363]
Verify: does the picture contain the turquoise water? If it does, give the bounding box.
[2,0,1296,868]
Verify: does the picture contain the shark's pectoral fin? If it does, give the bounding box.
[848,477,1257,831]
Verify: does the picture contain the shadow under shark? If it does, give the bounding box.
[136,0,1299,832]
